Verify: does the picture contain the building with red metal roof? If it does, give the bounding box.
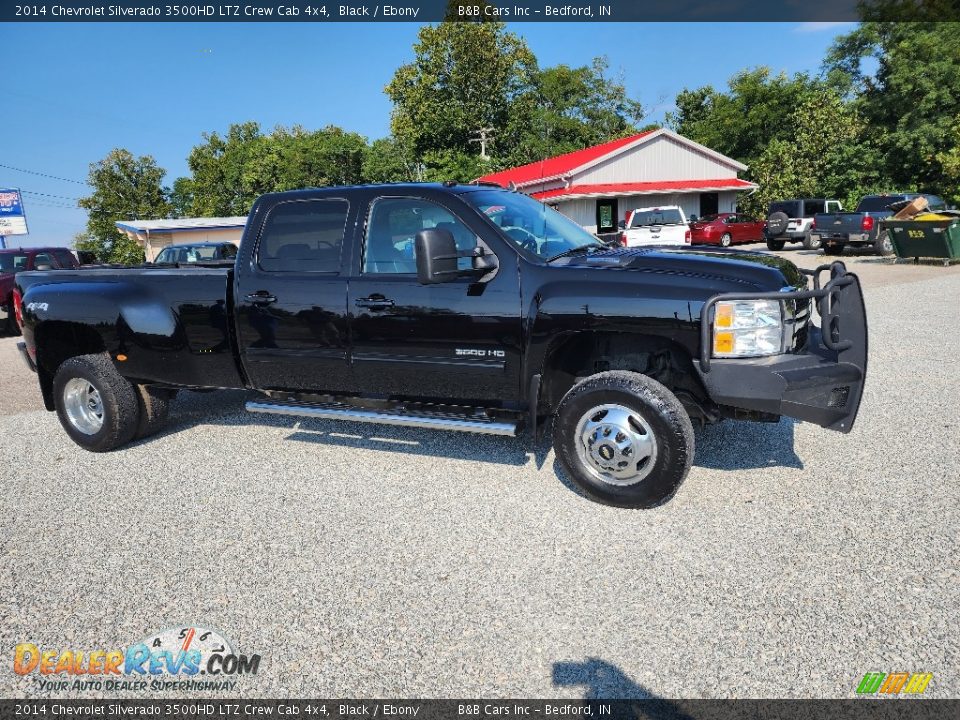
[477,128,757,234]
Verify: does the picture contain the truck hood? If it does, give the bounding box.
[562,246,806,291]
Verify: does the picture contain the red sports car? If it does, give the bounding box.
[689,213,766,247]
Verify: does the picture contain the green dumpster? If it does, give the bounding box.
[883,217,960,260]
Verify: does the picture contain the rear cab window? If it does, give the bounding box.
[631,208,684,227]
[257,199,350,273]
[856,196,907,213]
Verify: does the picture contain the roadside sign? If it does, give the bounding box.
[0,188,29,237]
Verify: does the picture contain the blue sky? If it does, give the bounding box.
[1,21,855,247]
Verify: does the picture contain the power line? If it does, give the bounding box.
[21,189,84,202]
[0,163,89,186]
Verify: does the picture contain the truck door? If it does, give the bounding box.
[235,196,355,393]
[347,194,522,404]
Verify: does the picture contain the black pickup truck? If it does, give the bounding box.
[15,183,868,508]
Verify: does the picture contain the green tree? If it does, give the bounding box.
[180,122,369,216]
[362,137,417,183]
[77,149,170,264]
[385,18,537,175]
[739,89,880,216]
[502,58,645,167]
[826,22,960,194]
[667,67,825,169]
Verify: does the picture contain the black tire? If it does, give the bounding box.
[720,232,732,247]
[874,231,894,256]
[766,211,789,236]
[766,238,786,251]
[802,232,821,250]
[53,354,140,452]
[134,385,174,440]
[823,243,844,256]
[553,371,694,509]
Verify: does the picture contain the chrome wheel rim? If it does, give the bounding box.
[63,378,104,435]
[574,403,658,486]
[721,234,731,247]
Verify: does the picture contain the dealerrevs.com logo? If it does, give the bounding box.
[14,626,260,692]
[856,672,934,696]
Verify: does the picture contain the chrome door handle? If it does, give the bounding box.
[245,292,277,305]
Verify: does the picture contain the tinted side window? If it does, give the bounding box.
[221,244,238,259]
[33,253,54,268]
[53,249,77,268]
[769,201,801,218]
[803,200,825,216]
[363,198,478,275]
[258,199,349,273]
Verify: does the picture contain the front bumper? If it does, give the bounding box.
[696,262,867,433]
[17,341,37,373]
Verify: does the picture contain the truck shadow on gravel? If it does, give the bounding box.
[153,390,802,482]
[553,657,695,716]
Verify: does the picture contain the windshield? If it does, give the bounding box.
[463,190,601,259]
[0,253,28,273]
[631,208,684,226]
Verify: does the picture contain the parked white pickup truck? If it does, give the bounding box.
[620,206,691,247]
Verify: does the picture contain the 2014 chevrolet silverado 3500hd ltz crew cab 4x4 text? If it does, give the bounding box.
[14,183,868,508]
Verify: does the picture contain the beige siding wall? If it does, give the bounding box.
[573,135,740,185]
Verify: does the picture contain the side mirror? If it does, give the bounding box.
[415,228,459,285]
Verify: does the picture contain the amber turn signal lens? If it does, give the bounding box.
[715,304,734,328]
[714,331,735,355]
[116,354,128,362]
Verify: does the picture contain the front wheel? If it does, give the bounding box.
[553,371,694,508]
[802,233,821,250]
[720,232,732,247]
[53,354,140,452]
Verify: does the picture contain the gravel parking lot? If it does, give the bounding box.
[1,246,958,699]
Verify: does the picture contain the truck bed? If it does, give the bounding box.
[16,265,246,390]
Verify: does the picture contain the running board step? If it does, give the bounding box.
[246,400,519,437]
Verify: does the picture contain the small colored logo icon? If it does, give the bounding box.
[856,672,933,695]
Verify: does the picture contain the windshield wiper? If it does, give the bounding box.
[546,243,602,263]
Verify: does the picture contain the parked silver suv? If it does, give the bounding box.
[765,198,843,251]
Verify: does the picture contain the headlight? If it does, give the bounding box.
[712,299,784,357]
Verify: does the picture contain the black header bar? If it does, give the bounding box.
[1,700,957,719]
[4,0,960,23]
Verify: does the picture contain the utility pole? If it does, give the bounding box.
[470,127,495,160]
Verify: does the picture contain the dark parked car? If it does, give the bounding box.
[0,247,79,335]
[15,183,868,508]
[153,242,238,264]
[814,193,947,256]
[689,213,765,247]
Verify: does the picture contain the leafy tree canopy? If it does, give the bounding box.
[76,149,170,264]
[180,122,369,217]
